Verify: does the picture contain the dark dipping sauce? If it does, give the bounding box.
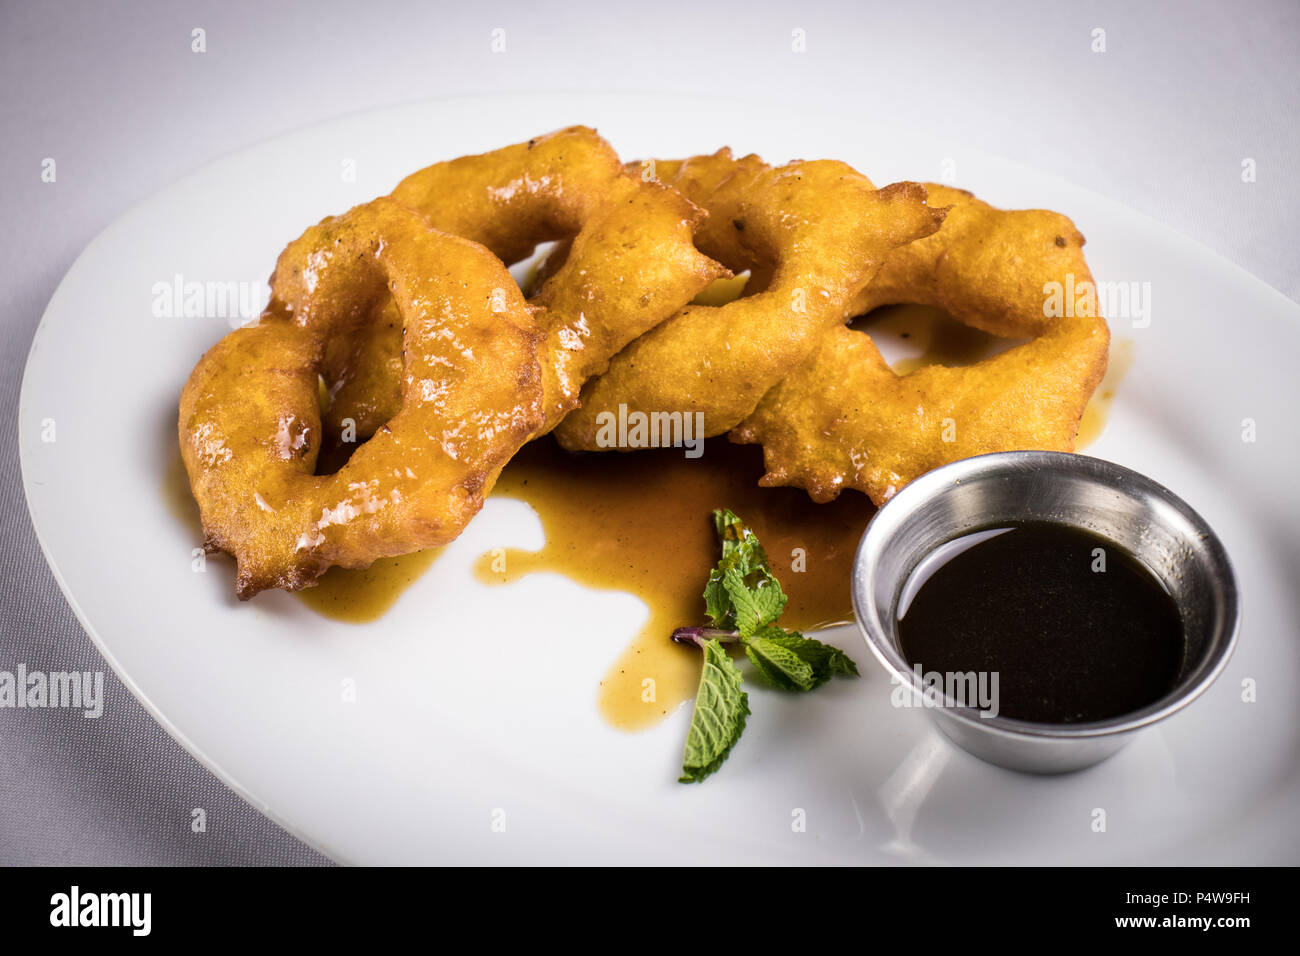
[897,522,1185,724]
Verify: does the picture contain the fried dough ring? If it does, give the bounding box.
[849,184,1087,339]
[551,151,946,448]
[322,126,724,439]
[181,130,721,597]
[179,198,545,597]
[732,185,1110,504]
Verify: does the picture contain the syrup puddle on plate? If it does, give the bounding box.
[298,549,443,622]
[471,438,873,730]
[859,302,1007,375]
[170,435,875,729]
[1076,338,1134,448]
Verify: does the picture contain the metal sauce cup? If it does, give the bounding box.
[851,451,1240,774]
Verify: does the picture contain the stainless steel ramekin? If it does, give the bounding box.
[851,451,1239,774]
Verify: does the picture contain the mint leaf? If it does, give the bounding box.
[704,509,782,630]
[745,633,817,691]
[703,566,734,626]
[750,627,859,690]
[725,569,787,637]
[679,639,750,783]
[713,509,749,561]
[715,509,771,573]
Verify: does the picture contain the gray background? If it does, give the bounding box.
[1,0,1296,865]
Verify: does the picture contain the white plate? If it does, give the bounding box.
[20,92,1300,865]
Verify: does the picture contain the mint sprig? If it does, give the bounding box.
[675,509,859,783]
